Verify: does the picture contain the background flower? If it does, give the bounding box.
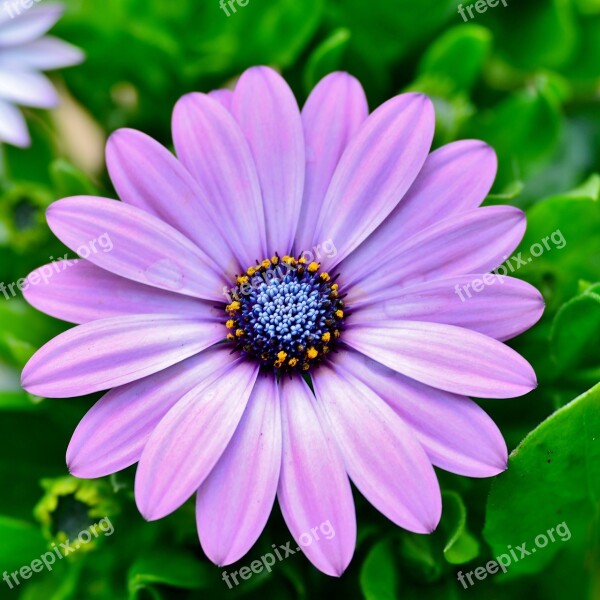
[0,2,83,148]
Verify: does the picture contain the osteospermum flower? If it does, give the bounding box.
[0,3,83,147]
[22,67,542,576]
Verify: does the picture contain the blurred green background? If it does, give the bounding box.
[1,0,599,598]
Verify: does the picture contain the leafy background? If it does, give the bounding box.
[1,0,599,598]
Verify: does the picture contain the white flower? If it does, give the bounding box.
[0,2,83,147]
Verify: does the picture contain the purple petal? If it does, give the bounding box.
[0,69,58,108]
[0,36,84,70]
[135,360,259,521]
[232,66,305,254]
[346,206,526,305]
[197,375,281,566]
[23,260,219,324]
[311,93,434,267]
[351,274,544,341]
[46,196,226,301]
[208,88,233,111]
[344,320,537,398]
[67,346,233,478]
[294,72,368,252]
[172,92,268,267]
[0,99,29,147]
[106,128,241,277]
[312,363,441,533]
[21,314,224,398]
[278,376,356,577]
[0,3,64,47]
[340,140,497,279]
[335,349,508,477]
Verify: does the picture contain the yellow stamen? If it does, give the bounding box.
[335,309,344,319]
[298,256,308,264]
[322,346,330,354]
[226,319,235,329]
[271,255,279,264]
[261,259,271,269]
[307,347,318,360]
[321,332,331,343]
[277,350,287,362]
[226,333,235,341]
[320,272,330,282]
[302,363,310,371]
[274,360,283,368]
[246,267,256,276]
[331,283,339,291]
[226,301,241,312]
[236,275,249,285]
[334,329,340,339]
[288,358,299,367]
[235,329,245,337]
[307,262,319,273]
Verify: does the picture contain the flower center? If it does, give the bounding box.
[224,255,346,372]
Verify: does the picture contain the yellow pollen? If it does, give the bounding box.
[226,301,241,312]
[335,309,344,319]
[306,347,318,360]
[236,275,249,285]
[246,267,256,276]
[331,283,338,291]
[320,272,330,282]
[321,332,331,343]
[277,350,288,362]
[226,333,235,341]
[235,329,245,337]
[288,358,299,367]
[271,255,279,264]
[261,259,271,269]
[298,256,308,264]
[226,319,235,329]
[274,360,283,368]
[307,262,319,273]
[322,346,330,354]
[334,329,340,339]
[302,363,310,371]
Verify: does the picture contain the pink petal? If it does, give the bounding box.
[312,363,441,533]
[208,88,233,110]
[106,128,240,277]
[67,346,233,478]
[351,274,544,341]
[197,375,281,565]
[23,260,219,324]
[344,320,537,398]
[21,314,224,398]
[310,93,434,267]
[46,196,226,302]
[294,72,368,252]
[135,360,259,521]
[278,376,356,577]
[335,349,508,477]
[172,92,268,267]
[346,206,526,305]
[232,66,305,254]
[340,140,497,280]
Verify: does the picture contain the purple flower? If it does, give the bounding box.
[0,3,83,147]
[22,67,542,576]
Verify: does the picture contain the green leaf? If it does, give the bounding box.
[359,538,398,600]
[128,550,215,599]
[484,382,600,581]
[439,491,480,565]
[0,515,48,573]
[551,286,600,372]
[417,24,492,93]
[304,28,351,93]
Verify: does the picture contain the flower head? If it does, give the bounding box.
[22,66,542,576]
[0,3,83,147]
